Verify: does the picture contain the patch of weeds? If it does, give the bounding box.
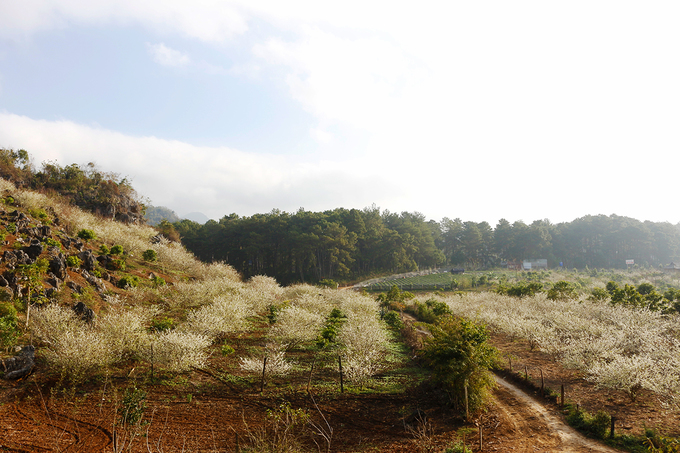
[214,371,252,388]
[149,317,175,332]
[564,404,611,440]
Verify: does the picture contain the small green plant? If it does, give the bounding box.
[42,237,61,249]
[117,276,140,289]
[99,244,110,255]
[118,386,147,426]
[565,405,611,439]
[107,259,126,271]
[221,344,235,356]
[6,222,15,233]
[142,249,158,262]
[316,308,347,348]
[0,301,19,350]
[4,196,14,205]
[77,229,97,241]
[28,208,49,222]
[151,276,166,288]
[66,255,82,268]
[150,317,175,332]
[110,245,124,255]
[445,441,472,453]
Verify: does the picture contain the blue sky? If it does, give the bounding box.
[1,1,679,225]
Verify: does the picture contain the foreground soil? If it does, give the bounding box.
[2,326,677,452]
[0,364,635,453]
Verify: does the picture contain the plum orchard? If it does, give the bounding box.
[416,292,680,407]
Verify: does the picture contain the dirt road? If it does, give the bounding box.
[484,376,622,453]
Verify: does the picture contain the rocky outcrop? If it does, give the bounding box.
[78,250,97,272]
[2,345,35,380]
[48,253,67,280]
[73,301,95,324]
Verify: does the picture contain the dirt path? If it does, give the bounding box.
[486,376,622,453]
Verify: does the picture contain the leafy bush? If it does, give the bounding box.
[117,276,140,289]
[421,316,498,414]
[566,406,611,439]
[107,259,126,271]
[28,208,49,222]
[496,282,544,298]
[110,244,124,255]
[99,244,110,255]
[221,344,235,356]
[317,278,338,289]
[65,255,82,268]
[383,310,403,329]
[77,229,97,241]
[142,249,158,262]
[118,386,147,426]
[0,301,19,349]
[547,281,578,301]
[317,308,347,348]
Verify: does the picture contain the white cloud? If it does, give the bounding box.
[0,113,398,219]
[0,0,249,42]
[310,127,332,144]
[146,42,190,67]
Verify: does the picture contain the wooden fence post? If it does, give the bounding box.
[539,368,544,396]
[464,379,469,421]
[338,355,344,393]
[524,365,528,381]
[610,416,615,438]
[307,357,316,393]
[478,416,483,451]
[260,357,268,393]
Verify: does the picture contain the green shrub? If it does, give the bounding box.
[316,308,347,348]
[118,387,147,426]
[107,259,126,271]
[421,316,499,414]
[117,276,140,289]
[142,249,158,262]
[566,406,611,439]
[383,310,403,329]
[151,276,166,288]
[66,255,82,268]
[110,245,124,255]
[42,237,61,249]
[28,208,49,222]
[0,302,19,349]
[221,344,235,356]
[99,244,110,255]
[77,229,97,241]
[317,278,338,289]
[547,281,578,301]
[4,196,14,205]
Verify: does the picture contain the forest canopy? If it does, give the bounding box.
[174,209,680,285]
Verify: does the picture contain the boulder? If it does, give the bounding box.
[72,301,95,324]
[77,250,97,271]
[24,239,43,260]
[2,345,35,380]
[48,253,67,280]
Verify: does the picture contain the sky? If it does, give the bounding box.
[0,1,679,226]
